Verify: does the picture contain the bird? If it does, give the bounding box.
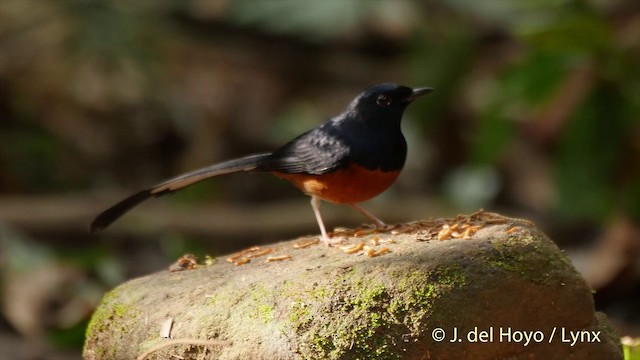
[90,83,433,244]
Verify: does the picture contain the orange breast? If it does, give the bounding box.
[273,163,400,204]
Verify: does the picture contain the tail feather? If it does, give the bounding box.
[90,153,272,233]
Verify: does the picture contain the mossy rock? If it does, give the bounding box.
[83,212,622,359]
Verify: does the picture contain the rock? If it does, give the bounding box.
[83,212,622,360]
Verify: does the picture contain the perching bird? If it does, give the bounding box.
[90,83,432,244]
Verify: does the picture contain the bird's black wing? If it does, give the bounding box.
[90,153,272,233]
[257,122,351,175]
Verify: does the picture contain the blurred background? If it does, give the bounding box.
[0,0,639,358]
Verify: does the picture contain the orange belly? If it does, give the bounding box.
[273,163,400,204]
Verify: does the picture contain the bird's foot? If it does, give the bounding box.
[353,223,392,237]
[320,234,348,247]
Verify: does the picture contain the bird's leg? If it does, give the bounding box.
[310,196,331,245]
[349,203,386,229]
[310,196,347,246]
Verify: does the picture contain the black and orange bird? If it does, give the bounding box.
[90,84,433,244]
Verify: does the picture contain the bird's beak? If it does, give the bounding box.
[406,87,434,102]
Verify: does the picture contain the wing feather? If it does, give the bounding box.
[258,123,350,175]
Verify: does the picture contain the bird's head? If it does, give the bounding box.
[346,83,433,123]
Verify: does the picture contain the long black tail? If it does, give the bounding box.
[90,153,273,233]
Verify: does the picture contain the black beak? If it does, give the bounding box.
[406,87,434,102]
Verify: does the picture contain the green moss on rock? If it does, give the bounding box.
[286,265,466,360]
[487,230,574,284]
[83,287,143,359]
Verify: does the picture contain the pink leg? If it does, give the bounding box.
[310,196,331,244]
[349,203,386,228]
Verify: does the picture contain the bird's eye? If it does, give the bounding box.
[376,94,392,107]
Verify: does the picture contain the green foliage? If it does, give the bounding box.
[624,338,640,360]
[0,126,62,191]
[555,87,632,219]
[49,320,90,349]
[470,1,640,219]
[226,0,365,40]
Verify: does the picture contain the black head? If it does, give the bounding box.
[345,83,433,123]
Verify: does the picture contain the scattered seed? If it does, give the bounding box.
[293,238,320,249]
[265,255,292,262]
[341,241,365,254]
[367,247,390,257]
[506,226,519,234]
[235,257,250,266]
[247,248,273,258]
[168,254,198,272]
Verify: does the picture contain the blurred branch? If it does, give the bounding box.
[526,62,596,145]
[0,194,451,238]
